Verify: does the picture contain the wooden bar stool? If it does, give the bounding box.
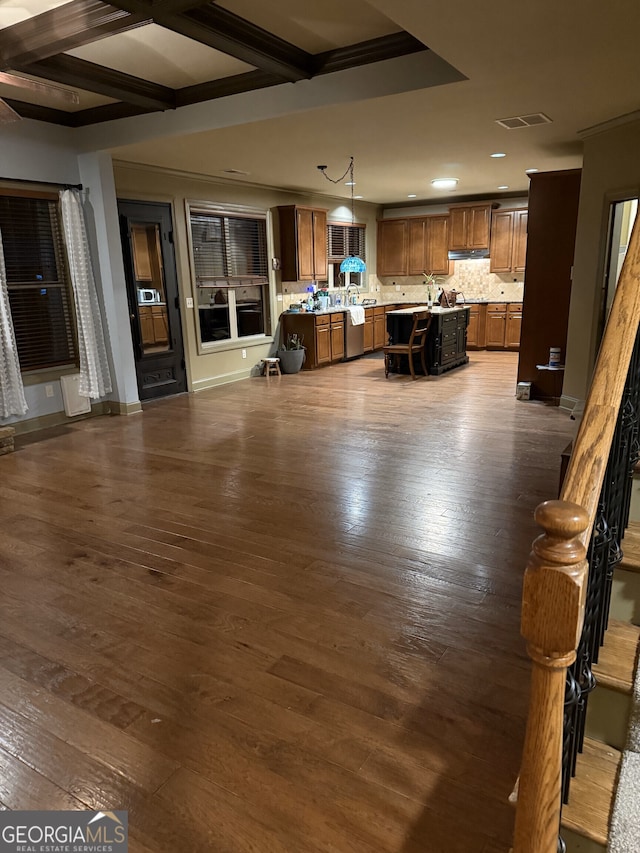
[261,357,281,380]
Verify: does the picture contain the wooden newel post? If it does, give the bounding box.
[513,499,590,853]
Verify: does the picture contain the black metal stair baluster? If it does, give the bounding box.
[559,326,640,822]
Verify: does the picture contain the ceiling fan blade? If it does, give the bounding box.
[0,98,21,123]
[0,71,79,106]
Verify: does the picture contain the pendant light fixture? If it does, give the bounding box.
[317,156,366,274]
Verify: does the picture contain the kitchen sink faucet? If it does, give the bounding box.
[346,284,360,305]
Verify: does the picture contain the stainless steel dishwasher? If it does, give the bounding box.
[344,307,365,359]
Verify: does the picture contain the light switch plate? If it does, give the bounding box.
[186,297,194,308]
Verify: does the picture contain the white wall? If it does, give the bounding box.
[563,117,640,407]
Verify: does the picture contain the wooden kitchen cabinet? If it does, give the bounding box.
[278,205,328,282]
[330,313,345,361]
[281,310,346,368]
[139,304,169,347]
[489,209,528,274]
[377,219,408,276]
[131,224,153,281]
[486,303,507,348]
[315,314,331,365]
[465,303,487,349]
[505,303,523,349]
[485,302,522,349]
[363,308,374,352]
[448,203,494,251]
[373,306,388,349]
[408,215,452,276]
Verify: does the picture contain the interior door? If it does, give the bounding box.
[118,200,186,400]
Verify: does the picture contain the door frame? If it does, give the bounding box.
[118,199,187,401]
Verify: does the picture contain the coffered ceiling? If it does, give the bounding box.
[1,0,640,204]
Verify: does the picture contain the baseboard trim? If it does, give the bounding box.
[560,394,580,413]
[109,400,143,415]
[192,369,251,392]
[9,402,111,436]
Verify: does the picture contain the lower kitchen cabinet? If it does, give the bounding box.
[506,304,522,349]
[386,307,469,375]
[465,303,487,349]
[316,315,331,365]
[330,313,345,361]
[486,303,508,348]
[373,307,388,349]
[139,304,169,347]
[364,308,374,352]
[464,302,522,350]
[281,311,347,369]
[428,308,470,374]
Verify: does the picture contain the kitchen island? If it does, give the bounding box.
[386,305,470,375]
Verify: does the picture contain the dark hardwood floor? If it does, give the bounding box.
[0,351,575,852]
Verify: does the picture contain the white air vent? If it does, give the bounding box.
[60,373,91,417]
[496,113,553,129]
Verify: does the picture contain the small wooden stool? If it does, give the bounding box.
[261,357,281,380]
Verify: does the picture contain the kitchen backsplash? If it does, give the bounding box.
[377,259,524,303]
[279,259,525,310]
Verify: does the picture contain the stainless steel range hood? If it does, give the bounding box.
[448,249,490,261]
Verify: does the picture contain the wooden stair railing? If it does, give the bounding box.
[513,214,640,853]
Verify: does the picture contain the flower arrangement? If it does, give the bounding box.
[423,271,440,305]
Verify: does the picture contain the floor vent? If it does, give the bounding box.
[496,112,553,129]
[60,373,91,417]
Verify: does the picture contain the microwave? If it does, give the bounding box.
[138,288,160,304]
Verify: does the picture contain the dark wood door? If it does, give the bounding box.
[118,200,186,401]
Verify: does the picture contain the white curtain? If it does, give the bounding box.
[60,188,112,399]
[0,229,28,418]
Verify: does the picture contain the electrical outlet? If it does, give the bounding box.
[186,297,194,308]
[242,349,247,359]
[45,384,54,398]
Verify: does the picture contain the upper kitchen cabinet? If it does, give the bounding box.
[278,205,328,282]
[377,219,408,276]
[408,215,452,276]
[489,208,528,274]
[379,215,451,277]
[448,203,495,251]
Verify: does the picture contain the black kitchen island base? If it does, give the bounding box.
[386,306,470,376]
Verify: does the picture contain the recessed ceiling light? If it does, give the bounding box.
[490,152,506,158]
[431,178,458,190]
[525,168,539,173]
[497,185,509,190]
[354,195,363,199]
[407,194,417,198]
[345,181,355,186]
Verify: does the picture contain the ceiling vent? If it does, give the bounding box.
[496,113,553,129]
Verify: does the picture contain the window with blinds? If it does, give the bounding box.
[327,223,366,263]
[0,194,77,372]
[190,211,268,285]
[188,205,270,345]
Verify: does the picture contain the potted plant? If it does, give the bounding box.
[277,333,306,373]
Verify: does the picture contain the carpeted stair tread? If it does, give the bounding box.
[593,620,640,693]
[561,737,621,844]
[621,521,640,574]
